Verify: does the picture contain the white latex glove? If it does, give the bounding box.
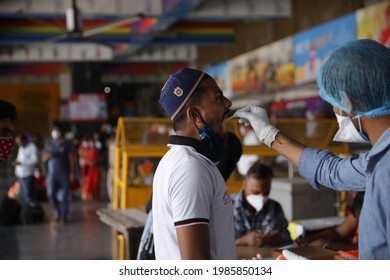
[233,105,280,147]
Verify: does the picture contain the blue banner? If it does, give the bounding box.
[294,12,356,84]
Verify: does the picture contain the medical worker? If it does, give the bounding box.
[234,39,390,259]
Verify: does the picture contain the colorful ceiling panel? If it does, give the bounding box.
[0,15,234,46]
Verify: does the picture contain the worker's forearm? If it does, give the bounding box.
[271,132,306,166]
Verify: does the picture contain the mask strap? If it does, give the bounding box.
[352,115,363,132]
[196,110,206,124]
[194,121,201,131]
[193,109,206,128]
[357,117,363,132]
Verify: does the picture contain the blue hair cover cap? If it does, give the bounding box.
[317,39,390,118]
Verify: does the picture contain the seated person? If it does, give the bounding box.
[231,161,292,247]
[295,192,364,251]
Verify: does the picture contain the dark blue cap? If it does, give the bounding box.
[159,68,205,120]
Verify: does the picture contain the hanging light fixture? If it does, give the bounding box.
[66,0,82,33]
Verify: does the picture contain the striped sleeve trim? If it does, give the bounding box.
[174,218,209,228]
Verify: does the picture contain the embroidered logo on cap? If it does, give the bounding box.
[174,87,183,97]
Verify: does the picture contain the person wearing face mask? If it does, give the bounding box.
[13,133,39,204]
[81,135,100,201]
[42,124,75,224]
[233,39,390,260]
[77,135,89,187]
[153,67,236,260]
[231,161,292,247]
[0,99,17,163]
[0,101,18,225]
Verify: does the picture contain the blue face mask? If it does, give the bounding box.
[195,122,225,157]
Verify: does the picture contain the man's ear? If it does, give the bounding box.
[187,107,200,122]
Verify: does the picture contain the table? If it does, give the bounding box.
[293,216,344,231]
[236,245,338,260]
[96,207,148,259]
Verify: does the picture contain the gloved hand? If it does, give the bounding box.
[233,105,279,147]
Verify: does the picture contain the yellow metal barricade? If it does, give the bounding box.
[110,117,349,259]
[113,117,349,210]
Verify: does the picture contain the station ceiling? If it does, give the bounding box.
[0,0,291,62]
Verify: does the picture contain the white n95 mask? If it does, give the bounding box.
[333,114,369,143]
[246,194,268,212]
[51,130,61,140]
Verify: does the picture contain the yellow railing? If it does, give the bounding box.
[113,117,349,209]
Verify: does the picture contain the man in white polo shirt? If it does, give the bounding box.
[14,133,39,204]
[153,67,236,260]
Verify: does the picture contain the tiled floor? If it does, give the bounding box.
[0,163,115,260]
[0,199,113,260]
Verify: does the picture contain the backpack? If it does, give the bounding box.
[137,211,155,260]
[0,195,21,225]
[20,202,45,224]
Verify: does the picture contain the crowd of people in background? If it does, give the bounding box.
[0,119,115,225]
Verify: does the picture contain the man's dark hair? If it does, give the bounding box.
[0,99,17,121]
[246,161,273,180]
[172,75,212,131]
[16,133,28,142]
[52,122,64,134]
